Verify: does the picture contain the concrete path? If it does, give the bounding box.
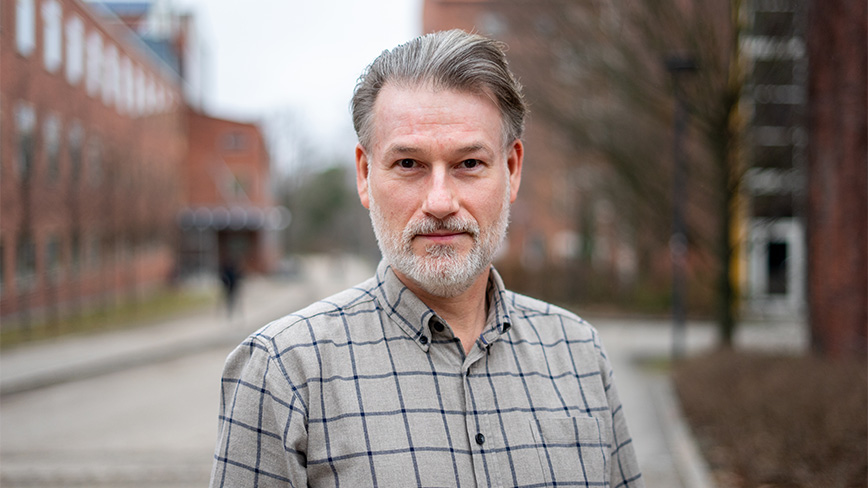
[0,255,808,487]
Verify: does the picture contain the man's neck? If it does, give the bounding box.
[395,268,491,355]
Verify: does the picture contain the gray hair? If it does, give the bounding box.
[351,29,527,150]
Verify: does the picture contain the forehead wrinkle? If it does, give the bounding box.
[370,84,505,157]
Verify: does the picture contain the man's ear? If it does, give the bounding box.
[355,144,371,209]
[507,139,523,203]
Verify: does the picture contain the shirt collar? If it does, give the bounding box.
[480,266,513,346]
[373,260,513,352]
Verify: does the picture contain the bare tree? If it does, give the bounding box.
[498,0,748,345]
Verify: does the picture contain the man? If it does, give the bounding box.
[210,30,643,487]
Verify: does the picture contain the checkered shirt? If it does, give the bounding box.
[210,261,643,487]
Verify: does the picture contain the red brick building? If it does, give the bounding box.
[1,0,279,325]
[178,110,281,277]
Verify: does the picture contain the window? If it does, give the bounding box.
[0,239,5,296]
[117,236,129,263]
[753,60,794,85]
[42,0,62,72]
[86,136,102,186]
[15,102,36,181]
[754,11,795,37]
[223,131,248,151]
[86,31,103,97]
[118,55,128,113]
[161,86,169,110]
[753,144,793,170]
[754,102,793,127]
[134,67,146,116]
[16,0,36,57]
[66,15,84,85]
[232,173,248,199]
[16,234,36,289]
[44,113,62,182]
[46,234,62,282]
[103,44,118,107]
[68,122,84,181]
[70,230,81,274]
[767,241,789,295]
[145,76,156,112]
[156,84,167,111]
[120,55,134,114]
[87,232,100,269]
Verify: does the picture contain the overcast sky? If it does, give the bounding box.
[173,0,424,165]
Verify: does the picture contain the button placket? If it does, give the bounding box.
[461,324,503,485]
[468,413,499,486]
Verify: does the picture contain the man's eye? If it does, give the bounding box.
[398,159,416,169]
[461,159,481,169]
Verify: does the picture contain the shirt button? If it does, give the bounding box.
[475,433,485,445]
[431,320,445,333]
[419,335,429,345]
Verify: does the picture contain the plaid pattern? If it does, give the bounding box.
[210,261,643,487]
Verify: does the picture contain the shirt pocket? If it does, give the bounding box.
[530,416,609,487]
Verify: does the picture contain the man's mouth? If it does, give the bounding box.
[417,231,466,243]
[404,216,479,246]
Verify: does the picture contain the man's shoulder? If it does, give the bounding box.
[502,289,591,329]
[253,276,381,344]
[500,289,605,355]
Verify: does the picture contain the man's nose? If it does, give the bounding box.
[421,169,459,219]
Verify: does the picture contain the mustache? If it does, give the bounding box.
[403,216,480,241]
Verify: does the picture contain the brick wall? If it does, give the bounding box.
[806,0,868,357]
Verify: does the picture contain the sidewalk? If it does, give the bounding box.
[0,257,808,487]
[0,255,375,396]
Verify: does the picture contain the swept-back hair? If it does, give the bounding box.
[352,29,527,150]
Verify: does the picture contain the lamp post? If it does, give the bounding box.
[665,56,696,360]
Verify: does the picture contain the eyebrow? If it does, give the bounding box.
[383,143,494,158]
[383,144,422,156]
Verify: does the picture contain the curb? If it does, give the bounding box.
[653,376,718,488]
[1,258,377,398]
[0,330,243,397]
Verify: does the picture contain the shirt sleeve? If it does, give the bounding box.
[598,340,645,488]
[209,335,308,488]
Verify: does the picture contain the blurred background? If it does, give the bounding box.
[1,0,865,487]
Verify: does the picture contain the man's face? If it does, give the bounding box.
[355,84,523,298]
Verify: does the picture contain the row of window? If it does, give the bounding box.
[10,101,181,189]
[0,232,166,295]
[13,100,103,184]
[15,0,177,117]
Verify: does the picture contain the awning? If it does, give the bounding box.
[177,206,291,231]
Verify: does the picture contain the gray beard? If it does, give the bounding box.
[368,183,511,298]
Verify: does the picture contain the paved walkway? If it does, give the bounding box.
[0,256,809,487]
[0,255,374,396]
